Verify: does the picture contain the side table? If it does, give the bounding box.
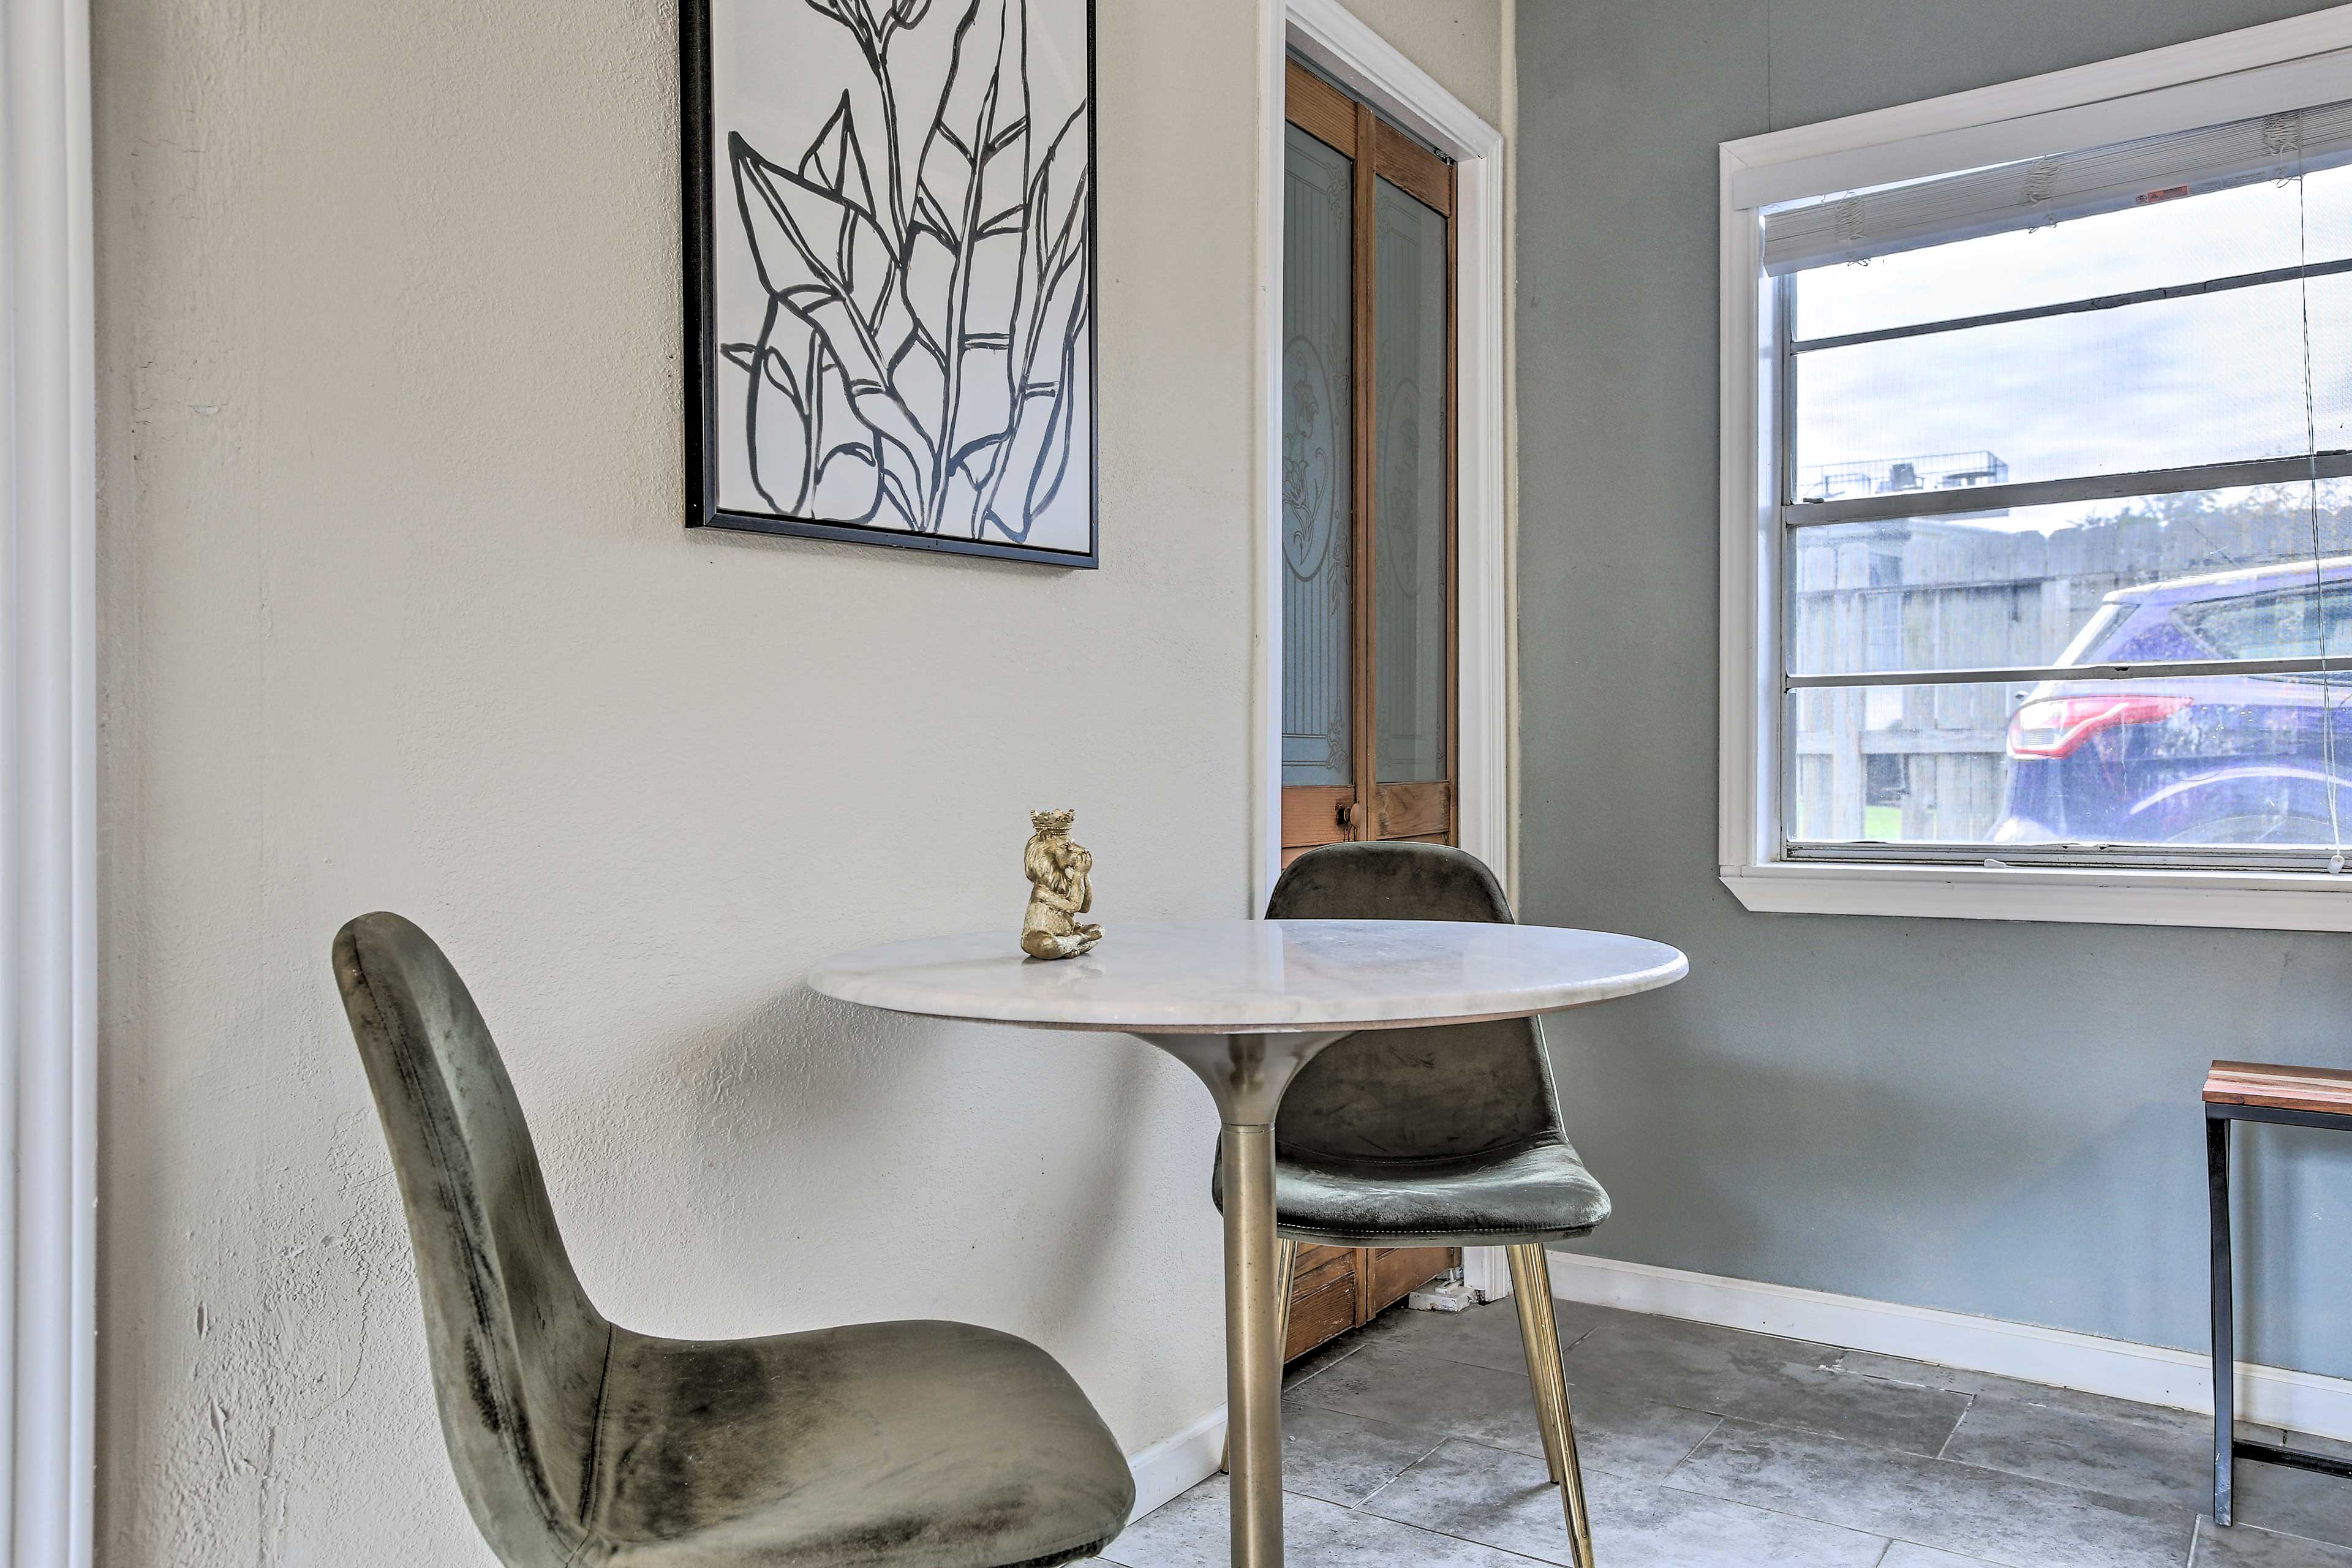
[2204,1059,2352,1526]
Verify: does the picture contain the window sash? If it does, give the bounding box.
[1768,163,2352,864]
[1787,254,2352,357]
[1785,655,2346,689]
[1784,838,2348,872]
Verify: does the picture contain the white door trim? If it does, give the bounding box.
[3,0,100,1561]
[1256,0,1514,1304]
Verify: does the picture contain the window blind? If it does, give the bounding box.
[1762,99,2352,276]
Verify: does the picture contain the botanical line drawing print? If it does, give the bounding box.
[720,0,1093,546]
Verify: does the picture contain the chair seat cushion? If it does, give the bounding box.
[585,1319,1133,1568]
[1218,1134,1612,1248]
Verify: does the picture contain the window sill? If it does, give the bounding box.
[1719,859,2352,932]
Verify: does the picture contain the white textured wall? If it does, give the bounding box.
[89,0,1502,1564]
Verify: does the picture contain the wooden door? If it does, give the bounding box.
[1277,59,1460,1359]
[1280,61,1458,865]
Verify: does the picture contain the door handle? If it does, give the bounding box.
[1337,799,1360,831]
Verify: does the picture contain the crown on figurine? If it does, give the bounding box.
[1030,808,1077,833]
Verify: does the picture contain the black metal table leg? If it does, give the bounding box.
[2208,1109,2234,1528]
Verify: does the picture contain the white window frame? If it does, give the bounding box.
[1718,4,2352,932]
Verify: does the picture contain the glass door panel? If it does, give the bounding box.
[1373,176,1449,790]
[1282,125,1356,799]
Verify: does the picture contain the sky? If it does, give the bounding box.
[1792,163,2352,534]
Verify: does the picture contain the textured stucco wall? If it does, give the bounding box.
[1517,0,2352,1382]
[88,1,1501,1564]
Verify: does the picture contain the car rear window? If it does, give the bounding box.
[2174,583,2352,661]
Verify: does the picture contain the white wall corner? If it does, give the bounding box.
[1548,1251,2352,1444]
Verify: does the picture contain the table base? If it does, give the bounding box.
[1140,1032,1348,1568]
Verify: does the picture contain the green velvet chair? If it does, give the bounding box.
[1214,842,1604,1567]
[334,912,1134,1568]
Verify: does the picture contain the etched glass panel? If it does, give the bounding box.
[1374,176,1449,784]
[1282,126,1355,787]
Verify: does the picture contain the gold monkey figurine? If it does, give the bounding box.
[1021,809,1104,960]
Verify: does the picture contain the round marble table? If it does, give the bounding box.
[809,919,1688,1568]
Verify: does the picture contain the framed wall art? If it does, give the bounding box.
[680,0,1098,567]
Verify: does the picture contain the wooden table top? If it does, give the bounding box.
[2204,1060,2352,1118]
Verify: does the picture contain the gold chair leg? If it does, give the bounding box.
[1221,1238,1298,1474]
[1507,1243,1596,1568]
[1275,1238,1297,1368]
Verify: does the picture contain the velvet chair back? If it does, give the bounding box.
[334,913,609,1567]
[1265,843,1564,1161]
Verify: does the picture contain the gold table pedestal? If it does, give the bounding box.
[1140,1031,1348,1568]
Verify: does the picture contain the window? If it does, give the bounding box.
[2178,582,2352,662]
[1719,17,2352,929]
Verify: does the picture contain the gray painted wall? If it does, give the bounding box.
[1517,0,2352,1379]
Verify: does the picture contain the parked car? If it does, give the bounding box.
[1992,557,2352,846]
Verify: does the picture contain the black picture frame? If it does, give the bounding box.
[679,0,1100,568]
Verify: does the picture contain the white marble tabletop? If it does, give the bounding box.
[807,919,1689,1035]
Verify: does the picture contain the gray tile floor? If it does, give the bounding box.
[1084,1297,2352,1567]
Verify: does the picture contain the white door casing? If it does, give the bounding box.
[2,0,100,1559]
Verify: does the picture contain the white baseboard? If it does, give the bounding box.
[1126,1405,1225,1523]
[1547,1250,2352,1443]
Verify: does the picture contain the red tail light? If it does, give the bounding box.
[2007,695,2192,759]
